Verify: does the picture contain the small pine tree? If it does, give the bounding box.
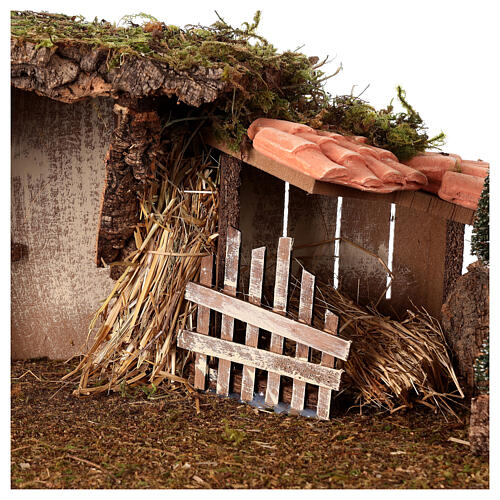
[471,173,489,264]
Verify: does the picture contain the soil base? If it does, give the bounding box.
[11,359,488,489]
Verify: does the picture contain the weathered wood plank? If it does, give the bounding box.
[317,310,339,420]
[216,155,241,289]
[339,198,391,307]
[178,330,343,391]
[266,237,293,406]
[287,186,337,284]
[389,206,448,319]
[241,246,266,402]
[290,269,315,412]
[239,164,285,291]
[216,226,241,396]
[184,282,351,360]
[193,255,213,390]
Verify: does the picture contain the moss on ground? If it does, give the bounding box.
[11,359,488,489]
[11,10,444,159]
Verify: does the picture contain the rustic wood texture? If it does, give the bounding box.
[178,330,343,391]
[317,310,339,420]
[11,88,115,360]
[339,198,391,307]
[389,206,448,319]
[443,220,465,303]
[240,246,266,402]
[290,269,315,413]
[441,263,489,396]
[266,237,293,406]
[205,134,475,225]
[216,227,241,396]
[216,154,242,289]
[95,102,161,267]
[194,255,213,390]
[184,282,351,360]
[11,38,230,106]
[287,186,337,284]
[238,164,285,290]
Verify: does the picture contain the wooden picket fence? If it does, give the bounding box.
[177,226,351,419]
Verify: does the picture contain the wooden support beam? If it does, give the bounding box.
[216,154,242,290]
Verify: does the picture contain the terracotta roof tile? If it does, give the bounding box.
[247,118,487,210]
[438,171,484,210]
[252,127,348,182]
[247,118,313,140]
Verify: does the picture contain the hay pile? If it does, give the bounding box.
[65,133,218,394]
[288,276,463,414]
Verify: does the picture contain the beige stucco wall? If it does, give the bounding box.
[11,88,115,359]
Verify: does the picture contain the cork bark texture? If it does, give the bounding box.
[441,262,489,396]
[95,101,160,266]
[11,88,115,360]
[469,394,489,456]
[11,38,229,106]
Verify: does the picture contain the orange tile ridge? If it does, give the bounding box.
[247,118,488,209]
[438,171,485,210]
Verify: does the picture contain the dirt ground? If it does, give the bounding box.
[11,359,488,489]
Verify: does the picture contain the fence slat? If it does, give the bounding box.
[265,237,293,406]
[241,246,266,402]
[290,269,315,412]
[184,282,351,360]
[178,330,343,390]
[193,255,213,390]
[317,310,339,420]
[216,226,241,396]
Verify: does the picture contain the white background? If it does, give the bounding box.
[2,0,498,496]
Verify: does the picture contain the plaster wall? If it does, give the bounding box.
[11,88,115,359]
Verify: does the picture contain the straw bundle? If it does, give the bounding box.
[65,136,219,395]
[288,276,464,414]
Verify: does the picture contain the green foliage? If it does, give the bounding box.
[319,87,446,161]
[11,10,443,159]
[471,173,489,264]
[474,336,489,394]
[222,420,246,446]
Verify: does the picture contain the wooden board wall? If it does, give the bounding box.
[230,158,465,320]
[11,88,115,359]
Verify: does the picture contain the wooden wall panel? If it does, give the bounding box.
[389,206,450,319]
[238,165,285,292]
[287,186,337,285]
[11,88,115,359]
[338,198,391,307]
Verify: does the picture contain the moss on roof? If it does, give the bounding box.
[11,10,445,159]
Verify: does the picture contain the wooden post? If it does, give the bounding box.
[317,310,339,420]
[216,154,242,290]
[240,246,266,402]
[193,255,213,390]
[216,227,241,396]
[290,269,315,413]
[265,237,293,407]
